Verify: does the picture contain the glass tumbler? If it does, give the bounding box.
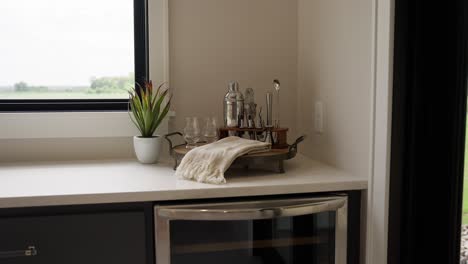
[183,117,201,149]
[204,117,219,143]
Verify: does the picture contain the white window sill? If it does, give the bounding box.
[0,111,174,139]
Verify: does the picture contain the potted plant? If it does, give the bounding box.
[129,81,171,164]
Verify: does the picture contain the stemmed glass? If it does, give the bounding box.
[184,117,201,149]
[204,117,218,143]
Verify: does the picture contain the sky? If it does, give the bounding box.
[0,0,134,87]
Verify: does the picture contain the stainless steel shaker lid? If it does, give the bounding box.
[228,81,239,92]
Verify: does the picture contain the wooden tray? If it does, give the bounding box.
[164,132,305,173]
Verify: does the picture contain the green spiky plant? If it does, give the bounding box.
[129,81,172,138]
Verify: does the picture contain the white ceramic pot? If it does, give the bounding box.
[133,136,162,164]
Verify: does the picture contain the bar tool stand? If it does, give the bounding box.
[219,88,289,149]
[264,127,275,145]
[218,127,289,149]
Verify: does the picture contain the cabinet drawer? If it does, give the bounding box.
[0,211,147,264]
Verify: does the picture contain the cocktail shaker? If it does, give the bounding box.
[223,81,244,128]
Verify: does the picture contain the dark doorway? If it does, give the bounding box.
[388,1,468,263]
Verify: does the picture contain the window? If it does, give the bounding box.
[0,0,148,111]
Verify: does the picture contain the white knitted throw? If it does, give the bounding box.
[175,136,271,184]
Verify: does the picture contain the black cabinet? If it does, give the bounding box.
[0,192,361,264]
[155,191,362,264]
[0,204,153,264]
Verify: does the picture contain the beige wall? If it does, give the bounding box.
[0,0,298,162]
[169,0,298,139]
[0,137,134,162]
[297,0,373,178]
[1,0,374,176]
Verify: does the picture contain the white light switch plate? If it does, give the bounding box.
[314,101,324,134]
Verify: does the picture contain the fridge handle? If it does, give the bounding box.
[156,197,346,221]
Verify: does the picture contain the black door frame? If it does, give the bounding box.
[388,0,468,263]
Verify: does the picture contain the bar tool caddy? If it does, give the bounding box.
[165,80,304,173]
[219,81,290,149]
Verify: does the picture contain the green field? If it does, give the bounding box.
[0,74,134,99]
[0,91,129,99]
[464,124,468,224]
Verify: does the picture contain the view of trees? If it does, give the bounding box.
[14,82,48,92]
[10,73,135,95]
[87,73,135,94]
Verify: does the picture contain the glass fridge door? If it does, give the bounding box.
[155,196,347,264]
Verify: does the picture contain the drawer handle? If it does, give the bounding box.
[0,246,37,258]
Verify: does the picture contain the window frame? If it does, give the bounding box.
[0,0,149,112]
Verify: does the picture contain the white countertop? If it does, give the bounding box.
[0,155,367,209]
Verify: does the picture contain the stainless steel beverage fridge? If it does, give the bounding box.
[154,195,348,264]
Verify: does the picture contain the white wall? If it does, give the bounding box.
[297,0,374,179]
[297,2,374,263]
[367,0,394,263]
[149,0,168,83]
[0,0,377,176]
[0,111,170,162]
[0,137,135,161]
[0,0,298,162]
[168,0,298,139]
